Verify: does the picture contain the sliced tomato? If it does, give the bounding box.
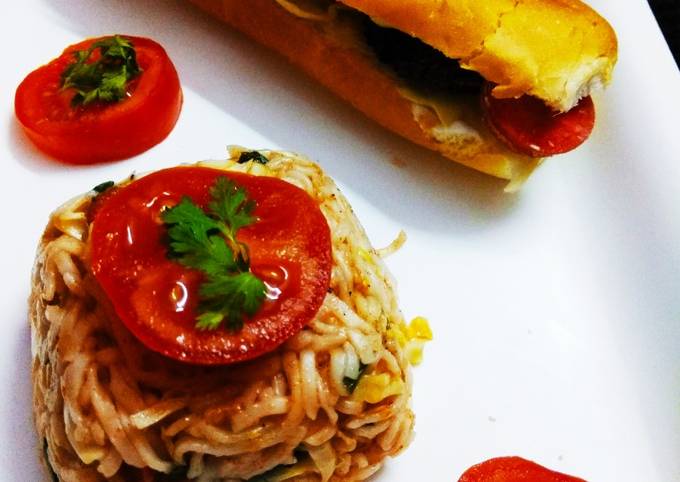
[15,35,182,164]
[458,457,586,482]
[482,83,595,158]
[90,167,332,365]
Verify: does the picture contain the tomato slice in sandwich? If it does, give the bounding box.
[482,83,596,158]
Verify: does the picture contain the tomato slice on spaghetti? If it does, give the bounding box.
[90,167,332,365]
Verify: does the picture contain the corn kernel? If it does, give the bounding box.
[405,339,426,366]
[352,373,404,403]
[387,325,407,347]
[407,316,433,341]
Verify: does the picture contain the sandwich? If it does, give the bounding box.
[189,0,617,189]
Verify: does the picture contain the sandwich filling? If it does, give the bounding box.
[273,0,598,163]
[356,8,597,160]
[362,20,484,95]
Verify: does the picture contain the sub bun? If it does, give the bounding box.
[341,0,617,111]
[189,0,617,188]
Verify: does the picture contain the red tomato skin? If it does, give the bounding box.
[90,167,332,365]
[458,457,586,482]
[482,83,595,158]
[14,36,182,164]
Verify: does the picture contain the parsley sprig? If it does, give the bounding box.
[61,35,141,106]
[163,177,266,331]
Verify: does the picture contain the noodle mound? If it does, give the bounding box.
[30,148,422,481]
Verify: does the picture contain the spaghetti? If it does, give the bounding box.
[30,148,426,481]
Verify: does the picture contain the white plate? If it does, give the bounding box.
[1,1,679,480]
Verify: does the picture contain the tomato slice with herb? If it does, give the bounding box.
[482,83,595,158]
[15,35,182,164]
[458,457,586,482]
[90,167,332,365]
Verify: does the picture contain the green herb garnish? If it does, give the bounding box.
[343,362,368,393]
[61,35,141,106]
[92,180,114,193]
[163,177,266,331]
[237,150,269,165]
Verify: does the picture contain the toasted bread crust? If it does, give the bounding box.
[190,0,538,182]
[341,0,618,111]
[190,0,436,151]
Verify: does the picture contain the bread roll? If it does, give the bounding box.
[189,0,617,187]
[342,0,618,111]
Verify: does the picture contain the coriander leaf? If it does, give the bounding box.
[164,197,222,256]
[97,67,129,102]
[164,200,238,275]
[208,177,256,237]
[343,362,368,393]
[237,150,269,164]
[198,272,266,331]
[162,177,266,331]
[92,180,114,193]
[195,311,225,331]
[61,35,141,106]
[207,177,257,268]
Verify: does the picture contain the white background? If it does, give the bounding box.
[1,0,679,480]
